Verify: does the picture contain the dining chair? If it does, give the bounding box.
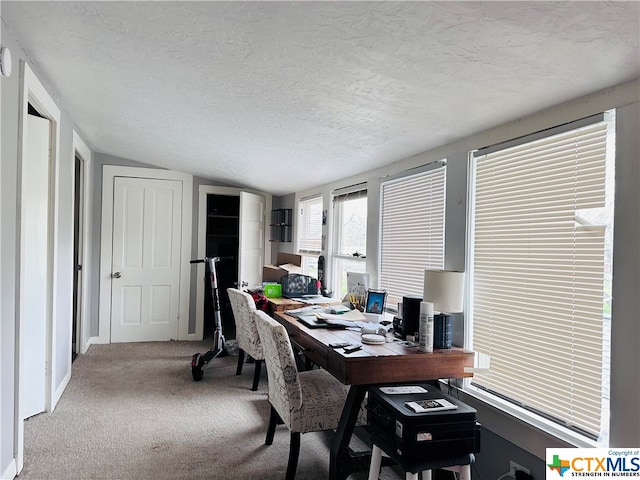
[227,288,264,391]
[253,309,348,480]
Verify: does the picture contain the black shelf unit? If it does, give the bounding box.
[204,194,240,339]
[270,208,292,242]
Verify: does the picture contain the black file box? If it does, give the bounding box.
[366,384,480,464]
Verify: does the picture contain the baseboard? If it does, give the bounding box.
[82,336,99,353]
[1,459,17,480]
[51,370,72,412]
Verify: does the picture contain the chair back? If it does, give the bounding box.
[253,310,302,425]
[227,288,262,359]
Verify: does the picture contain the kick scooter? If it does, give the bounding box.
[189,256,230,381]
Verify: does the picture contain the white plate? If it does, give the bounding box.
[361,333,386,345]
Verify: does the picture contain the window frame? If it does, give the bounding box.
[296,194,323,277]
[297,194,323,255]
[464,112,614,447]
[331,187,368,299]
[378,161,447,310]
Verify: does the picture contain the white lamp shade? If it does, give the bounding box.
[423,270,465,313]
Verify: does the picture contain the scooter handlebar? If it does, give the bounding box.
[189,256,234,264]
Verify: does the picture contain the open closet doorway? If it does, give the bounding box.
[72,130,92,358]
[195,186,267,341]
[72,154,82,361]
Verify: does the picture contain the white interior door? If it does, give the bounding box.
[20,113,50,419]
[110,177,182,343]
[239,192,265,290]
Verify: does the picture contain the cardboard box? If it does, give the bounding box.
[262,253,302,283]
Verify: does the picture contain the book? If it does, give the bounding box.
[405,398,458,413]
[379,385,428,395]
[434,314,453,349]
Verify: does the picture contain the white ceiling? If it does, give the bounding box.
[3,1,639,196]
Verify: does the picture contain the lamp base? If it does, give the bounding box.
[434,313,453,349]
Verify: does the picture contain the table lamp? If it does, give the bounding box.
[423,270,465,349]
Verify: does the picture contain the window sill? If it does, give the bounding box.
[451,384,600,459]
[332,253,366,260]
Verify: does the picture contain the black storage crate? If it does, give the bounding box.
[280,274,318,297]
[367,384,480,464]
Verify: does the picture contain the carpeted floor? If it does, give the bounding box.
[18,340,404,480]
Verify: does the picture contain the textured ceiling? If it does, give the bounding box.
[3,1,639,196]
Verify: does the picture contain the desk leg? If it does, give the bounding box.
[329,385,371,480]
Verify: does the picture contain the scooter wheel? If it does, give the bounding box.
[191,353,204,381]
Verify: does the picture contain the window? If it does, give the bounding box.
[379,163,446,309]
[332,187,367,299]
[467,113,614,443]
[297,195,323,275]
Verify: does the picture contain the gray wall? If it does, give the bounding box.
[272,193,296,259]
[89,164,242,339]
[1,9,17,475]
[0,20,85,476]
[1,9,637,477]
[88,153,162,338]
[609,101,640,447]
[274,85,640,475]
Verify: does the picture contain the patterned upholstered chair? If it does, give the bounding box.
[253,310,348,480]
[227,288,264,391]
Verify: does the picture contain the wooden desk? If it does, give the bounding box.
[274,311,474,480]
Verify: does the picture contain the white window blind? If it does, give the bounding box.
[469,115,613,440]
[379,163,446,307]
[298,195,323,254]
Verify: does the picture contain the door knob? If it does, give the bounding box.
[112,272,122,279]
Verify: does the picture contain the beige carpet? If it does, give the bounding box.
[19,340,404,480]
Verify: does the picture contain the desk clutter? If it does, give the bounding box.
[286,305,393,349]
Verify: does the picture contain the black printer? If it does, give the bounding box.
[367,384,481,464]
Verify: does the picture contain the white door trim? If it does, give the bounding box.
[194,185,271,339]
[72,130,92,354]
[99,165,193,343]
[15,61,61,474]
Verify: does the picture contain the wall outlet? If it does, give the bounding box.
[510,461,531,476]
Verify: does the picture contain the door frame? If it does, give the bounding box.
[15,61,61,473]
[72,130,92,354]
[98,166,193,343]
[195,185,271,340]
